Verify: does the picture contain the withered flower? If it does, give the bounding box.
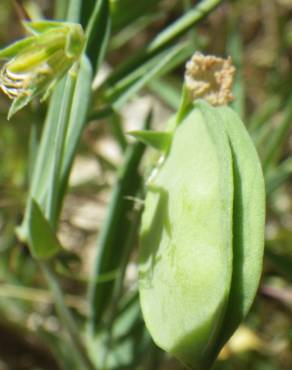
[185,52,236,106]
[0,21,84,119]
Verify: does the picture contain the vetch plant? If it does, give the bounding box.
[2,1,289,369]
[135,54,265,369]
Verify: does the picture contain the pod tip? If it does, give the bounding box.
[185,52,236,106]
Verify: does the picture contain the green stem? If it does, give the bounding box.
[109,112,128,152]
[25,2,97,370]
[40,262,98,370]
[54,0,69,19]
[85,0,111,73]
[66,0,82,22]
[100,200,142,367]
[41,64,95,369]
[227,2,245,119]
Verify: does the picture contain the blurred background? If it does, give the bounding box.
[0,0,292,369]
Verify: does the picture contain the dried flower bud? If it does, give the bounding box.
[0,21,85,119]
[185,52,236,106]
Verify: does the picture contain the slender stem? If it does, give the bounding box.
[66,0,82,22]
[40,262,98,370]
[0,283,87,312]
[101,203,142,367]
[183,0,197,45]
[109,112,128,152]
[54,0,69,19]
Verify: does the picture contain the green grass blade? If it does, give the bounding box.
[110,13,163,50]
[80,0,96,27]
[100,43,191,113]
[88,112,152,334]
[54,0,69,19]
[227,12,245,119]
[85,0,111,73]
[103,0,223,90]
[66,0,82,22]
[248,96,281,132]
[59,55,93,205]
[30,78,68,202]
[148,0,222,52]
[263,93,292,173]
[108,112,128,152]
[265,248,292,283]
[111,0,163,32]
[148,78,181,110]
[109,44,187,105]
[46,75,76,227]
[16,76,73,240]
[41,262,97,370]
[266,157,292,195]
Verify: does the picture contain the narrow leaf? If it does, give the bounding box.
[148,0,223,52]
[89,112,152,334]
[129,130,171,152]
[148,78,181,110]
[263,93,292,172]
[108,43,190,110]
[24,198,62,259]
[59,55,93,203]
[85,0,111,73]
[266,157,292,195]
[103,0,222,89]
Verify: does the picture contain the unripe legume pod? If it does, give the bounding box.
[139,100,265,369]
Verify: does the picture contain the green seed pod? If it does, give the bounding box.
[138,100,265,369]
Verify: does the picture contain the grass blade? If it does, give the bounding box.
[89,112,152,334]
[91,42,192,119]
[59,55,93,206]
[85,0,111,73]
[266,157,292,195]
[263,93,292,173]
[103,0,223,89]
[148,0,223,52]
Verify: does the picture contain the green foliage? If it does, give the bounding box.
[0,0,291,370]
[17,198,62,259]
[128,130,171,152]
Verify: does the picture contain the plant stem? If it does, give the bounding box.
[40,262,98,370]
[100,201,142,367]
